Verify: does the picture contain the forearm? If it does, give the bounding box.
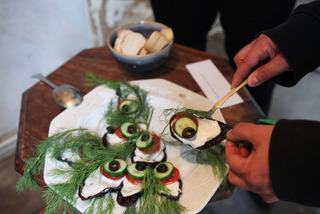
[269,119,320,207]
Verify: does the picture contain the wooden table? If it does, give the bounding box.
[15,43,260,202]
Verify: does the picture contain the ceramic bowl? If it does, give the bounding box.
[107,21,174,72]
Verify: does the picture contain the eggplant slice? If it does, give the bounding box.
[117,191,143,207]
[78,166,124,200]
[159,179,183,200]
[169,115,232,149]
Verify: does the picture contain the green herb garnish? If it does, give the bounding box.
[183,144,228,189]
[85,72,120,90]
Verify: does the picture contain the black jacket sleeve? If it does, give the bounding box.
[264,1,320,206]
[269,119,320,207]
[262,0,320,87]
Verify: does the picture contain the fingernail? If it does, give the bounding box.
[249,76,261,87]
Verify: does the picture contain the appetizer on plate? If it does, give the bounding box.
[78,158,127,200]
[131,132,167,163]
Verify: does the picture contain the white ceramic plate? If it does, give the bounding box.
[43,78,227,214]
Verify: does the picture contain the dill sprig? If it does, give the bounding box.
[16,156,43,192]
[84,72,120,90]
[183,144,228,189]
[45,129,102,161]
[138,167,163,212]
[104,81,152,128]
[16,135,54,192]
[159,133,182,146]
[162,107,211,119]
[84,194,115,214]
[85,73,153,128]
[136,167,187,214]
[157,196,188,214]
[43,183,77,214]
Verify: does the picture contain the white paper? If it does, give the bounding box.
[186,59,243,108]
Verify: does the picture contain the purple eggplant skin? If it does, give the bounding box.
[116,190,143,207]
[57,156,74,166]
[78,180,123,201]
[169,115,233,150]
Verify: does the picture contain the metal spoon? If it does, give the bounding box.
[208,79,248,116]
[32,73,83,108]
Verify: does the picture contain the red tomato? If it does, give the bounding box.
[117,98,129,110]
[162,167,180,185]
[125,173,143,186]
[100,165,125,180]
[171,112,199,128]
[114,126,127,140]
[139,134,161,154]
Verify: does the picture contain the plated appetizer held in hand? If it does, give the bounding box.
[169,112,233,149]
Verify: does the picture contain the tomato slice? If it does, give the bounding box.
[114,126,127,140]
[162,167,180,185]
[125,173,143,186]
[100,165,125,180]
[139,134,161,154]
[116,98,128,110]
[171,112,199,128]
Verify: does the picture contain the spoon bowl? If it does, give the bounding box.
[32,73,83,108]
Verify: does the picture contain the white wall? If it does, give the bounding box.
[0,0,153,139]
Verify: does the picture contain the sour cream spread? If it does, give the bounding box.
[120,177,142,197]
[133,141,165,162]
[173,118,221,148]
[80,167,124,199]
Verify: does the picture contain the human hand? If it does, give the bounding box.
[231,34,291,88]
[225,122,279,203]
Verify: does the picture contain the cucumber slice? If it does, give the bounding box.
[127,162,147,180]
[104,159,127,177]
[174,116,198,138]
[136,133,154,149]
[120,122,138,138]
[154,162,174,180]
[119,99,139,114]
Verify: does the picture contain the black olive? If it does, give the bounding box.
[182,127,196,138]
[106,126,115,134]
[141,133,150,142]
[121,104,129,112]
[109,160,120,171]
[135,162,147,171]
[156,163,168,173]
[127,125,137,134]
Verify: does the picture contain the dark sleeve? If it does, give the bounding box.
[262,0,320,87]
[269,119,320,207]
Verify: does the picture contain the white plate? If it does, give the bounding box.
[44,78,227,214]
